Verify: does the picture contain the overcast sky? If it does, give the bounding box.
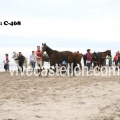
[0,0,120,57]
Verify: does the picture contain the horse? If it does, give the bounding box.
[92,50,111,69]
[74,51,83,70]
[42,43,77,76]
[83,50,111,69]
[12,52,28,70]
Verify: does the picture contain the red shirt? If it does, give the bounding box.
[36,50,42,60]
[114,55,118,61]
[86,53,92,62]
[6,56,9,63]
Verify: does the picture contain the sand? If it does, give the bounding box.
[0,72,120,120]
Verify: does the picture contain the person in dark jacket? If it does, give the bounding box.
[73,59,78,75]
[15,52,25,72]
[86,49,92,73]
[118,51,120,69]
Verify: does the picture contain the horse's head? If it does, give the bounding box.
[12,52,18,59]
[12,52,16,58]
[106,50,111,57]
[42,43,53,57]
[42,43,47,52]
[92,52,98,61]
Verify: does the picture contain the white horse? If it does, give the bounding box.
[12,52,28,69]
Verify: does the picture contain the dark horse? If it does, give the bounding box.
[83,50,111,69]
[42,54,50,66]
[42,43,77,76]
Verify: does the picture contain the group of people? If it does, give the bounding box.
[3,46,43,72]
[3,46,120,74]
[29,46,43,72]
[85,49,120,73]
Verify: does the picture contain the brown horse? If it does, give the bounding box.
[42,43,77,75]
[74,51,83,69]
[42,43,76,66]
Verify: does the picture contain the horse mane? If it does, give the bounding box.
[45,45,59,56]
[103,50,111,54]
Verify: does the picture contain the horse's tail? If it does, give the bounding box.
[83,54,86,66]
[81,54,83,60]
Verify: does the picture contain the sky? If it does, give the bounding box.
[0,0,120,62]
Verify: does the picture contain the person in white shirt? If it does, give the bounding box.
[30,51,36,71]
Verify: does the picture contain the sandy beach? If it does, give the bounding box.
[0,72,120,120]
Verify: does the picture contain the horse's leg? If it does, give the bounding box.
[97,61,100,71]
[46,62,54,77]
[39,60,44,76]
[42,60,45,70]
[16,61,19,72]
[39,64,42,76]
[79,62,82,70]
[99,61,103,71]
[47,69,49,77]
[69,63,73,76]
[54,65,56,73]
[83,56,86,66]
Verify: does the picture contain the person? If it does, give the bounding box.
[3,54,10,72]
[73,59,78,75]
[30,51,36,72]
[107,56,112,68]
[62,60,67,67]
[36,46,43,73]
[118,51,120,69]
[107,55,112,69]
[61,60,67,74]
[113,52,118,71]
[103,57,107,67]
[86,49,92,74]
[15,52,25,72]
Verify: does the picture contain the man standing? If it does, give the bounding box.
[86,49,92,74]
[113,52,118,71]
[30,51,36,72]
[118,51,120,69]
[36,46,42,73]
[106,55,112,69]
[16,52,25,72]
